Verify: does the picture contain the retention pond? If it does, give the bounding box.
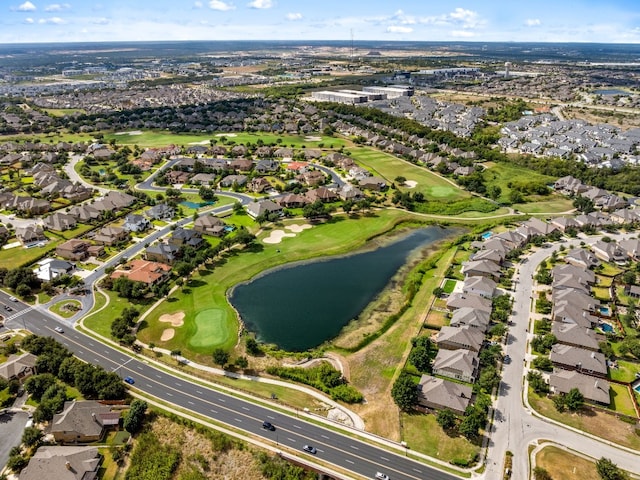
[229,226,449,351]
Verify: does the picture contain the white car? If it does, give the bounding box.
[54,326,64,333]
[375,473,390,480]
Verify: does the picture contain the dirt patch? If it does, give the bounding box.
[159,312,185,327]
[160,328,175,341]
[284,223,312,233]
[215,133,237,137]
[263,229,295,244]
[404,180,418,188]
[304,136,322,141]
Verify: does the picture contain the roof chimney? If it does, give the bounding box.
[591,352,596,359]
[65,461,72,470]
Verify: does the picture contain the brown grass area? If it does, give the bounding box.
[536,446,600,480]
[564,107,640,130]
[150,416,264,479]
[425,310,448,327]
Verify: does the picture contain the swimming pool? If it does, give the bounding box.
[634,383,640,393]
[600,322,614,333]
[481,231,493,240]
[599,306,611,316]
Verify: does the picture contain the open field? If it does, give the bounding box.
[481,161,557,204]
[528,389,640,450]
[514,197,574,214]
[610,383,638,417]
[0,233,63,270]
[609,359,640,383]
[535,445,600,480]
[134,210,441,363]
[102,130,348,148]
[347,146,470,201]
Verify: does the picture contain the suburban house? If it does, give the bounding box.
[618,238,640,261]
[299,170,326,187]
[43,212,77,232]
[50,400,120,444]
[305,187,338,203]
[449,307,491,331]
[189,173,216,185]
[0,352,38,382]
[248,177,271,193]
[34,258,75,282]
[194,214,226,236]
[551,322,602,351]
[359,176,387,191]
[165,170,191,184]
[550,216,580,233]
[461,259,501,281]
[218,174,247,188]
[432,348,479,383]
[68,204,101,223]
[416,375,473,415]
[278,193,310,208]
[591,240,627,264]
[445,292,493,314]
[168,228,203,249]
[552,264,595,287]
[123,214,151,233]
[461,275,497,299]
[564,248,600,269]
[552,300,599,329]
[56,239,91,261]
[549,344,608,378]
[92,226,129,246]
[338,184,364,201]
[146,203,175,221]
[470,248,505,265]
[110,259,172,285]
[549,370,611,405]
[255,159,279,174]
[246,200,283,219]
[145,243,180,265]
[229,158,254,172]
[19,446,103,480]
[435,325,485,352]
[15,224,46,246]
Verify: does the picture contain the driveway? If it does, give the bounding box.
[0,409,28,471]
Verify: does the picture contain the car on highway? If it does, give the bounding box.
[54,326,64,333]
[3,304,12,311]
[124,376,135,385]
[262,421,275,431]
[375,473,390,480]
[302,445,317,454]
[8,296,17,302]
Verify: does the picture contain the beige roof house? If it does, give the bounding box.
[417,375,473,415]
[446,292,492,314]
[432,349,479,383]
[50,400,120,443]
[549,370,611,405]
[552,322,602,351]
[19,446,102,480]
[449,307,491,331]
[436,325,485,352]
[0,352,38,381]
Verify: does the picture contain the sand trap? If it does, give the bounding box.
[160,328,175,341]
[188,140,210,145]
[159,312,185,327]
[304,136,322,141]
[114,130,143,136]
[404,180,418,188]
[285,223,312,233]
[263,229,295,244]
[215,133,237,137]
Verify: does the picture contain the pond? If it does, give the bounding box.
[594,89,630,96]
[229,226,450,351]
[180,200,215,209]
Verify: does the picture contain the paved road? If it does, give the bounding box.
[0,410,29,470]
[484,234,640,479]
[1,290,457,480]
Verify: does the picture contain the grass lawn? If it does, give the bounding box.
[596,275,614,288]
[401,412,479,464]
[97,447,121,480]
[514,196,574,214]
[616,286,631,306]
[535,445,600,480]
[49,299,83,319]
[0,235,63,270]
[609,383,638,417]
[425,310,448,327]
[443,279,457,294]
[83,289,154,340]
[102,131,347,149]
[610,359,640,383]
[54,223,95,240]
[481,162,557,204]
[528,388,640,450]
[591,286,611,301]
[599,263,623,277]
[347,146,470,202]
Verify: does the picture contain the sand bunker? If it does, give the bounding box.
[263,230,296,244]
[404,180,418,188]
[215,133,237,137]
[114,130,143,136]
[188,140,210,145]
[304,135,322,141]
[159,312,185,327]
[285,223,312,233]
[160,328,175,341]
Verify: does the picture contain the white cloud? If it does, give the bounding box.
[248,0,273,8]
[451,29,475,37]
[193,1,203,7]
[45,3,70,11]
[17,1,37,11]
[38,16,64,23]
[285,12,302,21]
[209,0,234,10]
[387,25,413,34]
[92,17,109,24]
[525,18,541,27]
[419,7,483,30]
[24,17,34,23]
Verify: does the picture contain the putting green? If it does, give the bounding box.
[429,185,458,198]
[189,308,232,348]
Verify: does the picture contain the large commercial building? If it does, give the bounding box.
[362,85,414,98]
[311,90,369,104]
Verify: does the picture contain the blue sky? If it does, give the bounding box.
[2,0,640,44]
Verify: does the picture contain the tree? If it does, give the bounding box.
[458,408,484,440]
[436,408,456,430]
[245,337,261,355]
[408,345,431,373]
[235,356,249,369]
[22,427,43,448]
[527,371,549,394]
[533,467,553,480]
[212,348,229,368]
[488,185,502,200]
[573,196,595,213]
[123,399,147,434]
[23,373,57,401]
[564,387,584,411]
[391,373,418,411]
[596,457,629,480]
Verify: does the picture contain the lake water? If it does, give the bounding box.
[594,89,630,96]
[229,226,450,351]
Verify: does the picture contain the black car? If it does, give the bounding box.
[262,421,275,431]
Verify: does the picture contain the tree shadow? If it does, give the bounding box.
[188,279,206,288]
[167,297,179,303]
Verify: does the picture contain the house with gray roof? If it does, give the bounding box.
[461,259,501,281]
[145,203,175,221]
[218,174,247,188]
[564,248,600,269]
[50,400,120,443]
[15,224,46,246]
[618,238,640,261]
[549,370,610,405]
[552,300,599,329]
[123,214,151,233]
[550,216,579,233]
[145,243,180,264]
[246,199,283,219]
[436,325,485,352]
[0,352,38,382]
[446,292,493,314]
[449,307,491,331]
[462,275,497,299]
[552,322,602,351]
[43,212,77,232]
[19,446,102,480]
[591,240,627,264]
[549,344,608,378]
[432,349,479,383]
[194,214,226,236]
[417,375,473,415]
